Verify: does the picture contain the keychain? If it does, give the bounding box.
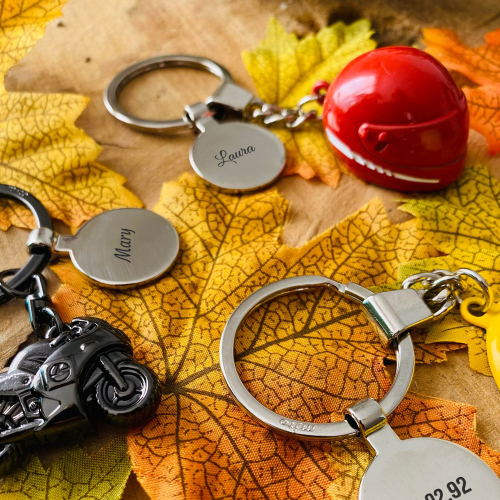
[461,297,500,391]
[0,273,160,476]
[104,55,326,192]
[104,49,469,194]
[0,189,161,476]
[0,183,180,288]
[220,271,500,499]
[36,207,180,288]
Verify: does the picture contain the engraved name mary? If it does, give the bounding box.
[114,229,135,263]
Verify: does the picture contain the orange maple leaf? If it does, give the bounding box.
[51,175,473,500]
[423,27,500,156]
[462,86,500,155]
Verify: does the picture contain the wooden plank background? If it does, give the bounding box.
[1,0,500,497]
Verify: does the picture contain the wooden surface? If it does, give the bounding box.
[2,0,500,497]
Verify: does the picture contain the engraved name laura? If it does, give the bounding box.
[114,229,135,263]
[215,146,256,167]
[279,419,315,433]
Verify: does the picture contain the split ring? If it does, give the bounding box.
[220,275,415,440]
[104,54,233,134]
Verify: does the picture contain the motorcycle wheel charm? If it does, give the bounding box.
[220,272,500,499]
[104,55,324,192]
[322,47,469,192]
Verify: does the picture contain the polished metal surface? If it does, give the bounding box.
[208,81,258,114]
[345,397,500,499]
[363,288,434,346]
[27,227,55,251]
[187,103,286,192]
[219,276,415,439]
[359,435,500,499]
[455,268,493,312]
[54,208,179,287]
[104,54,233,134]
[402,268,493,316]
[347,398,389,442]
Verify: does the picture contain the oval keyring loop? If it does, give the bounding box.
[220,276,415,440]
[104,54,233,134]
[0,185,52,306]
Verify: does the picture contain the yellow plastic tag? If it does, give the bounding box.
[461,297,500,389]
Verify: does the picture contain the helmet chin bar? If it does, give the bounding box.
[325,128,440,185]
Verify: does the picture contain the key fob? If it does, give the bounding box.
[54,208,179,287]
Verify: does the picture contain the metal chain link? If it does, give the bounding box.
[402,268,492,318]
[23,274,69,339]
[249,91,327,129]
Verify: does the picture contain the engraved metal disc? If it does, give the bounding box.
[359,437,500,500]
[189,122,286,192]
[54,208,179,287]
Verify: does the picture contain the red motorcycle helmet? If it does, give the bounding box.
[322,46,469,191]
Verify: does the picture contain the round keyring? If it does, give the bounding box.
[104,54,233,134]
[220,275,415,440]
[0,185,52,305]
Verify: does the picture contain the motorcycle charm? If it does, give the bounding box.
[0,273,160,476]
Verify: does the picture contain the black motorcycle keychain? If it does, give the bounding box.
[0,185,160,476]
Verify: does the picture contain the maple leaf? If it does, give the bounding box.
[423,28,500,156]
[399,162,500,376]
[423,28,500,87]
[327,360,500,498]
[48,174,467,500]
[0,0,142,230]
[462,86,500,155]
[0,437,131,499]
[243,18,376,188]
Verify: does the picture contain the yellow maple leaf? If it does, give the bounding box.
[0,0,141,230]
[47,174,467,500]
[0,437,131,499]
[399,162,500,376]
[243,18,376,188]
[423,28,500,156]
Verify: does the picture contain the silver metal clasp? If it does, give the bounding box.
[27,227,55,253]
[363,268,493,346]
[208,82,259,116]
[362,288,434,346]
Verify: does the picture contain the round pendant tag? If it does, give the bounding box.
[189,122,286,192]
[54,208,179,287]
[359,437,500,500]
